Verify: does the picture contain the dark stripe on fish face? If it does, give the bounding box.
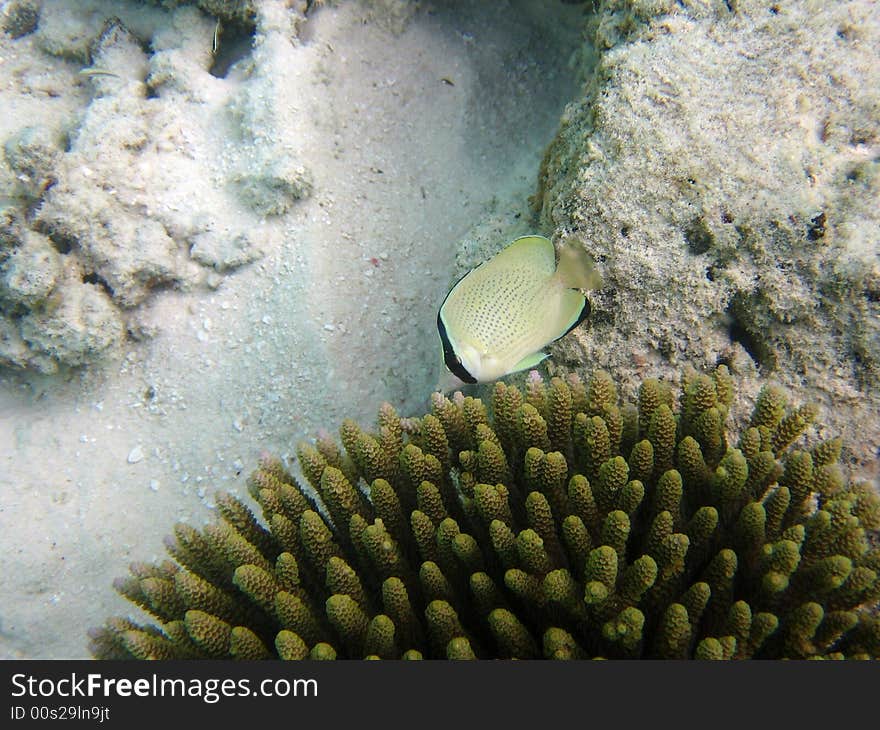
[437,310,477,384]
[557,296,591,341]
[437,272,478,383]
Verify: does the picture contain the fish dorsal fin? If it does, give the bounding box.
[487,235,556,277]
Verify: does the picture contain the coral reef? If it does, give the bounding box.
[1,1,313,372]
[145,1,260,27]
[91,367,880,659]
[1,205,126,371]
[0,1,588,660]
[0,1,40,39]
[521,0,880,469]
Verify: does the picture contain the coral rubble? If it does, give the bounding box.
[1,1,312,372]
[91,367,880,659]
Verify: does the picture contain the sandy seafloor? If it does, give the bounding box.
[0,1,585,658]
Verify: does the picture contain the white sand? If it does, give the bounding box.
[0,0,584,658]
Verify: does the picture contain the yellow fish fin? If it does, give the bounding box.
[487,235,556,277]
[509,350,550,374]
[549,288,590,342]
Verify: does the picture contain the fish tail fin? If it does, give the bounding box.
[555,242,602,290]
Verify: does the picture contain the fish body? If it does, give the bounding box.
[437,235,599,388]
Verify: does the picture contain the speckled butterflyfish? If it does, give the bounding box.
[436,234,601,390]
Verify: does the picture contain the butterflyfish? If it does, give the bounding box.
[437,234,601,389]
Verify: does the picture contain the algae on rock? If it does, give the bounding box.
[92,367,880,660]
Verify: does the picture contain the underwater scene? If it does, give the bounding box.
[0,0,877,660]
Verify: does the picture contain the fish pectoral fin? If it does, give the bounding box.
[509,351,550,374]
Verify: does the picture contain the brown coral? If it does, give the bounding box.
[91,367,880,660]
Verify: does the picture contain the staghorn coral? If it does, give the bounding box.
[91,366,880,660]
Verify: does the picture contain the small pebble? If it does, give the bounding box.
[127,446,145,464]
[232,419,243,432]
[149,480,159,492]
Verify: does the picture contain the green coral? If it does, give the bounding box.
[91,368,880,660]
